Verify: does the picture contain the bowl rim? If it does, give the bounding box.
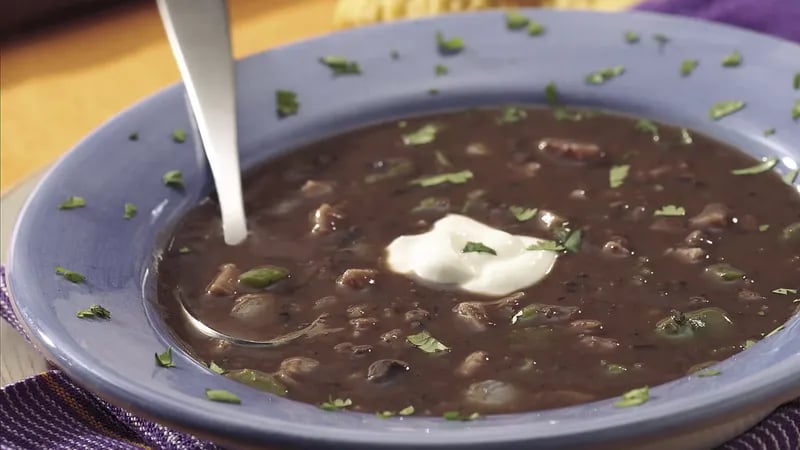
[7,8,800,449]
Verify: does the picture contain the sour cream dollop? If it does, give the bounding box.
[385,214,558,296]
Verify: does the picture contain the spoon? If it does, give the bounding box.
[157,0,247,245]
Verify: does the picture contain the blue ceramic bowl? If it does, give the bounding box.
[7,10,800,450]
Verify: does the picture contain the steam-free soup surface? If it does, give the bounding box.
[158,107,799,415]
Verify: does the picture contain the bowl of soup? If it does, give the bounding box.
[6,9,800,450]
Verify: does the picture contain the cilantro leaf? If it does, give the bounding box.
[462,242,497,255]
[155,347,176,368]
[239,266,289,288]
[709,100,745,120]
[205,389,241,404]
[614,386,649,408]
[505,10,529,29]
[585,66,625,85]
[123,203,137,219]
[319,56,361,75]
[76,304,110,319]
[162,170,184,188]
[528,21,545,36]
[320,397,352,411]
[545,82,559,106]
[443,411,480,421]
[59,196,86,210]
[276,90,299,117]
[402,124,438,146]
[730,158,778,175]
[772,288,798,295]
[56,266,86,283]
[509,206,538,222]
[435,64,448,76]
[763,128,776,137]
[410,170,473,187]
[696,368,720,377]
[128,132,139,141]
[172,128,187,143]
[208,361,226,374]
[624,31,639,43]
[526,240,565,252]
[609,164,630,188]
[680,59,698,77]
[793,99,800,121]
[497,106,527,124]
[721,50,742,67]
[654,205,686,216]
[407,331,449,353]
[436,31,464,53]
[635,119,659,136]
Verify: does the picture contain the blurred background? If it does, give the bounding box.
[0,0,639,194]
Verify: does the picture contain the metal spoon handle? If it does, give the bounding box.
[157,0,247,245]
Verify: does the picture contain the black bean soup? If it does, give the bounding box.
[158,107,800,416]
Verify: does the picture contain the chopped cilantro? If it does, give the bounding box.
[609,164,630,188]
[319,56,361,75]
[743,339,757,349]
[527,21,545,36]
[427,88,440,96]
[128,132,139,141]
[56,266,86,283]
[402,124,438,146]
[123,203,137,219]
[526,240,565,252]
[772,288,798,295]
[509,206,538,222]
[162,170,184,188]
[59,196,86,210]
[585,66,625,85]
[635,119,659,136]
[545,82,559,106]
[435,64,448,76]
[794,73,800,90]
[758,224,770,232]
[155,348,176,368]
[654,205,686,216]
[624,31,640,43]
[653,33,669,49]
[208,361,225,374]
[411,197,449,213]
[172,128,187,143]
[763,128,776,137]
[614,386,649,408]
[205,389,241,404]
[407,331,449,353]
[410,170,473,187]
[377,406,415,418]
[505,10,529,29]
[730,158,778,175]
[443,411,480,421]
[606,364,628,375]
[709,100,745,120]
[225,369,287,396]
[697,368,720,377]
[276,90,299,117]
[239,266,289,288]
[783,169,799,185]
[562,229,583,253]
[436,31,464,53]
[793,100,800,121]
[320,397,352,411]
[497,106,527,124]
[680,59,698,76]
[721,50,742,67]
[462,242,497,255]
[76,304,110,319]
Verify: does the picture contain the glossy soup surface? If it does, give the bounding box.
[157,107,800,415]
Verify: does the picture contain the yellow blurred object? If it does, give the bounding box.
[333,0,638,27]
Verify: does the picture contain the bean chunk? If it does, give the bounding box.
[538,138,605,163]
[206,263,239,296]
[311,203,345,234]
[338,268,378,289]
[689,203,731,230]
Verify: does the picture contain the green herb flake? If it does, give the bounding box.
[709,100,746,120]
[435,64,448,76]
[511,306,537,324]
[680,128,694,145]
[162,170,184,188]
[377,411,395,419]
[680,59,699,76]
[794,73,800,90]
[553,107,587,121]
[427,88,440,96]
[436,31,464,53]
[562,229,583,253]
[783,170,799,187]
[59,196,86,210]
[205,389,241,404]
[377,405,415,418]
[155,348,176,368]
[763,128,776,137]
[411,170,473,187]
[411,197,448,213]
[653,33,669,47]
[225,369,288,396]
[398,405,415,416]
[730,158,778,175]
[76,304,110,319]
[614,386,650,408]
[758,224,770,232]
[128,132,139,141]
[585,66,625,85]
[497,106,527,124]
[654,205,686,217]
[505,10,529,29]
[276,90,299,117]
[764,325,784,338]
[705,263,746,281]
[172,128,187,143]
[544,82,559,106]
[239,266,289,288]
[462,242,497,255]
[527,21,545,36]
[526,240,565,252]
[697,368,721,377]
[319,56,361,75]
[443,411,480,421]
[123,203,137,219]
[772,288,798,295]
[609,165,630,188]
[793,100,800,121]
[635,119,659,136]
[721,50,742,67]
[407,330,449,353]
[509,206,538,222]
[402,124,438,146]
[208,361,225,374]
[606,364,628,375]
[56,266,86,283]
[320,397,352,411]
[743,339,758,349]
[624,31,640,43]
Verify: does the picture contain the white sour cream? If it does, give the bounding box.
[385,214,558,296]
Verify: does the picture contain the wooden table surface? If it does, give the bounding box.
[0,0,336,194]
